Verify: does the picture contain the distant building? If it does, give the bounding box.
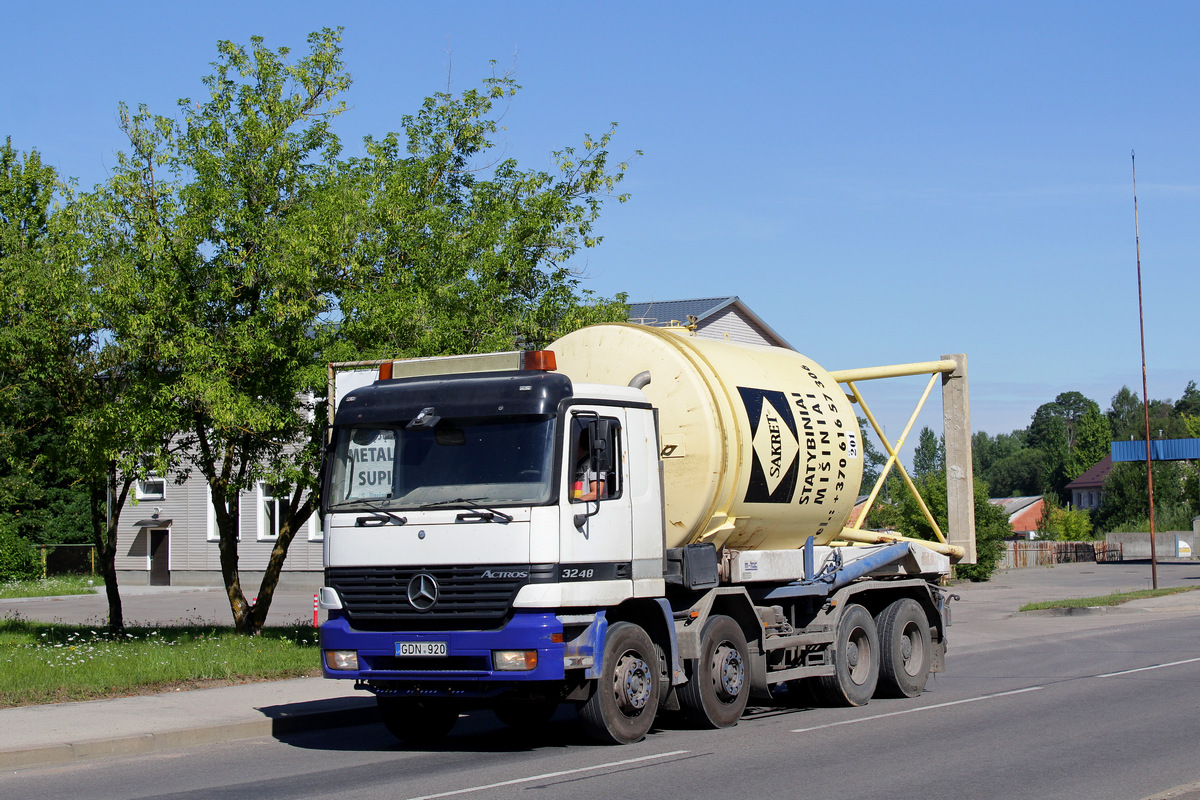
[1065,454,1112,512]
[988,496,1045,539]
[627,296,792,349]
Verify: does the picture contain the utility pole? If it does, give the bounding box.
[1132,151,1158,589]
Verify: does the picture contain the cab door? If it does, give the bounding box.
[558,407,634,593]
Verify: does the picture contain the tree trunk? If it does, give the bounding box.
[88,472,124,633]
[248,496,314,633]
[214,489,254,633]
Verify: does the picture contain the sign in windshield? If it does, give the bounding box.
[342,428,396,501]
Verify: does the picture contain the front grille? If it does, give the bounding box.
[327,564,555,630]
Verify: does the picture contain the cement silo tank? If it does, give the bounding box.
[549,323,865,551]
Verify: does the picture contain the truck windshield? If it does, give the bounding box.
[327,416,556,510]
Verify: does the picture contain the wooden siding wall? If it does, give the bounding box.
[115,471,323,576]
[696,307,777,347]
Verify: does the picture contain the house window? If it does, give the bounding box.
[258,483,288,541]
[206,485,239,542]
[136,476,166,501]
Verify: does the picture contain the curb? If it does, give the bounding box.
[1019,605,1132,617]
[0,698,379,771]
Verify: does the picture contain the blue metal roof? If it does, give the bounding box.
[626,297,737,325]
[1111,439,1200,462]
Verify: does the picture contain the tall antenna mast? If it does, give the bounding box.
[1132,151,1158,589]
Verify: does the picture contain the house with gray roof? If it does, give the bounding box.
[626,296,792,349]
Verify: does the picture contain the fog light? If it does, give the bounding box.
[324,649,359,671]
[493,650,538,671]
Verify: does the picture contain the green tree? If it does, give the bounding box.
[0,139,155,630]
[1108,386,1142,441]
[1068,404,1111,480]
[972,429,1025,475]
[84,30,362,634]
[857,417,887,491]
[866,471,1009,581]
[1182,414,1200,439]
[1174,381,1200,418]
[1108,386,1186,442]
[1028,392,1109,501]
[87,31,631,634]
[973,429,1044,497]
[911,426,943,479]
[0,139,92,548]
[1037,496,1094,541]
[981,447,1044,498]
[1096,460,1196,532]
[332,70,632,360]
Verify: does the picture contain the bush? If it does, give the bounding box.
[1038,497,1095,540]
[867,472,1009,582]
[0,530,42,582]
[1104,501,1197,534]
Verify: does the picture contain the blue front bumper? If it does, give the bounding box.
[320,610,566,685]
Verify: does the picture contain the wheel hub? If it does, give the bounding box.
[846,640,860,668]
[712,644,745,701]
[613,652,652,713]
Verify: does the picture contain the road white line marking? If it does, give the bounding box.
[791,686,1044,733]
[1094,656,1200,678]
[401,749,691,800]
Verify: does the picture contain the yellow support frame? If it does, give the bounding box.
[821,359,973,561]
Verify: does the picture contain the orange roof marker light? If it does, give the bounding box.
[522,350,557,371]
[378,361,393,380]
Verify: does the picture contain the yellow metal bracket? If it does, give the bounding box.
[820,359,969,561]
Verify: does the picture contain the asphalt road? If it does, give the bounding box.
[3,576,1199,800]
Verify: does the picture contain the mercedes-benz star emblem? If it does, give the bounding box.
[406,573,439,612]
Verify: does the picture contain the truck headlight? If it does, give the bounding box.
[493,650,538,671]
[324,649,359,670]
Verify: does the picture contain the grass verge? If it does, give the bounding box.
[0,618,320,707]
[0,575,99,600]
[1019,585,1200,612]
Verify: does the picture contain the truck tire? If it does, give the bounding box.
[579,621,661,744]
[875,598,932,698]
[377,697,459,743]
[678,615,750,728]
[815,603,879,706]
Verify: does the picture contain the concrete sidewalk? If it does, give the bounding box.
[2,560,1198,771]
[0,677,378,770]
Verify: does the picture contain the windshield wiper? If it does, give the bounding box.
[419,497,514,523]
[355,509,408,527]
[331,497,408,527]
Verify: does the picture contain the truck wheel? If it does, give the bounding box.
[377,697,459,743]
[579,621,661,744]
[678,615,750,728]
[494,698,559,731]
[815,603,879,706]
[875,598,932,698]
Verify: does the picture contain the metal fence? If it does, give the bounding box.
[1001,541,1123,569]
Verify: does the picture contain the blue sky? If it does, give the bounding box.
[5,1,1199,442]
